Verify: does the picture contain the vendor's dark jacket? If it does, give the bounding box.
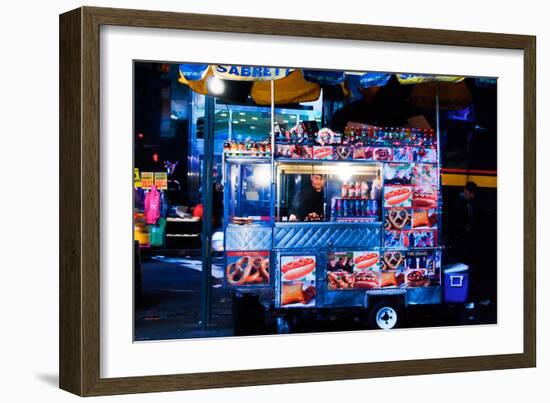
[290,186,324,221]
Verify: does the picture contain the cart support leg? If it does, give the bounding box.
[200,95,215,330]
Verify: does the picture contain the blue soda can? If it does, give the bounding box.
[362,199,368,216]
[355,199,361,217]
[343,199,349,217]
[371,199,378,218]
[331,198,337,219]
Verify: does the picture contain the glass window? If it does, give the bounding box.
[276,162,381,222]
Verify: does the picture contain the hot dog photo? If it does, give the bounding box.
[280,255,316,306]
[313,146,333,160]
[384,185,413,208]
[412,186,438,209]
[353,251,380,270]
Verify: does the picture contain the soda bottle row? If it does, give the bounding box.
[223,139,272,156]
[330,197,379,220]
[341,181,369,199]
[343,125,436,148]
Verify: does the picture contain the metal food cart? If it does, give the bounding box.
[222,125,443,330]
[176,65,470,330]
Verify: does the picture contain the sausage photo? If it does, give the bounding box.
[384,187,412,206]
[354,252,379,269]
[282,257,316,281]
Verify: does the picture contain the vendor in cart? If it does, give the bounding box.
[288,174,325,221]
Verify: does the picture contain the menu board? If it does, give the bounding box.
[383,163,439,249]
[327,251,380,290]
[280,255,316,307]
[225,251,270,286]
[327,249,441,290]
[154,172,168,190]
[140,172,154,189]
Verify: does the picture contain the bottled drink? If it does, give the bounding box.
[341,181,349,198]
[371,198,379,219]
[355,199,361,217]
[331,198,337,220]
[348,182,355,198]
[336,199,342,219]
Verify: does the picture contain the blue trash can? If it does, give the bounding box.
[443,263,469,303]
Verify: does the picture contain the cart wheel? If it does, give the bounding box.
[368,301,403,330]
[276,315,292,334]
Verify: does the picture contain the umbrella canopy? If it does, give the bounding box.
[359,73,471,110]
[178,64,322,105]
[178,65,470,110]
[251,70,320,105]
[409,80,471,110]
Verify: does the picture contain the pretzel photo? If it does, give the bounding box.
[226,256,269,285]
[383,251,404,270]
[226,256,252,286]
[388,208,409,229]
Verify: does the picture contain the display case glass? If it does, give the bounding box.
[226,159,272,224]
[275,161,382,222]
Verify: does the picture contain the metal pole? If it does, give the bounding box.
[228,109,233,140]
[200,94,215,330]
[271,80,276,220]
[436,84,441,186]
[436,84,443,248]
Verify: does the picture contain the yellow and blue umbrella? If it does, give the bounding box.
[358,72,471,110]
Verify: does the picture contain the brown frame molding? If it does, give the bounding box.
[59,6,536,396]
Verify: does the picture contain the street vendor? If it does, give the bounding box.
[289,174,325,221]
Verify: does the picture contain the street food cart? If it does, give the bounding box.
[176,65,471,330]
[222,124,443,329]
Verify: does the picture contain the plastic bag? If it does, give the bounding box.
[144,186,161,224]
[149,218,166,247]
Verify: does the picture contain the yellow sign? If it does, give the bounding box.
[213,65,292,81]
[154,172,168,190]
[141,172,154,189]
[134,168,141,188]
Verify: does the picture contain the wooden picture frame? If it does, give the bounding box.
[59,6,536,396]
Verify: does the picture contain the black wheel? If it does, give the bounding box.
[368,300,404,330]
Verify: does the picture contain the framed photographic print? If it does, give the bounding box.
[59,6,536,396]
